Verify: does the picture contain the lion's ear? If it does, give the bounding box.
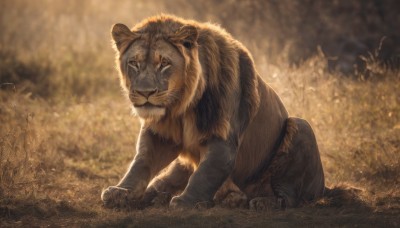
[111,23,138,52]
[172,25,198,49]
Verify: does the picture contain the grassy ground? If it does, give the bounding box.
[1,1,399,227]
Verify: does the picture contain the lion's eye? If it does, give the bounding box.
[160,58,170,68]
[128,60,139,70]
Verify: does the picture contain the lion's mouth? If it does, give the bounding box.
[132,102,166,118]
[133,102,163,108]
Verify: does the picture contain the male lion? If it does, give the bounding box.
[101,15,325,210]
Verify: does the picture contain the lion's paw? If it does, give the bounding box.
[169,195,214,209]
[169,195,190,209]
[219,191,248,208]
[101,186,139,209]
[249,197,283,211]
[151,191,172,207]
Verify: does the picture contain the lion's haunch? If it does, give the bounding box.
[101,15,325,210]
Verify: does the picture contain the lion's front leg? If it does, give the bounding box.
[170,137,238,209]
[101,128,180,209]
[141,159,194,207]
[101,157,151,209]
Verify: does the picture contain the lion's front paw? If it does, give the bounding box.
[101,186,140,209]
[169,195,213,209]
[169,195,189,209]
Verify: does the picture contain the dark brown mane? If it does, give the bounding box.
[128,15,260,140]
[194,21,260,137]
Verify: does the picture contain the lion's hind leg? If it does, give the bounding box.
[271,117,325,208]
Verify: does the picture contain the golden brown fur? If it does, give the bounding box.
[101,15,325,210]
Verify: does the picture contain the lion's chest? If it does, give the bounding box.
[150,112,208,164]
[180,113,209,166]
[182,113,205,149]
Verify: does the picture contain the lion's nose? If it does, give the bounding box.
[136,89,157,98]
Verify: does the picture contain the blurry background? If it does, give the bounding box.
[167,0,400,73]
[0,0,399,226]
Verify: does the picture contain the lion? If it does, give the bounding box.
[101,15,325,210]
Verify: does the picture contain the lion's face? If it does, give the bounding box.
[120,38,185,119]
[111,22,201,120]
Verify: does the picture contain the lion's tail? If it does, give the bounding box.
[321,185,368,208]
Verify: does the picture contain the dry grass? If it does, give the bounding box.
[0,0,399,227]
